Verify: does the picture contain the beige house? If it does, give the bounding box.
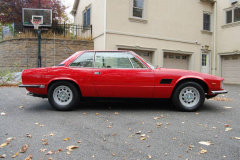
[71,0,240,84]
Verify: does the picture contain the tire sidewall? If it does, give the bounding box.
[173,82,205,111]
[48,81,79,111]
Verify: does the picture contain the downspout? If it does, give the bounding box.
[104,0,107,50]
[213,1,217,75]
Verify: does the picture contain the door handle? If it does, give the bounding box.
[94,72,101,75]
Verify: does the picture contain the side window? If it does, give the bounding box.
[95,52,133,68]
[127,53,146,68]
[83,6,91,28]
[70,52,94,67]
[203,13,210,31]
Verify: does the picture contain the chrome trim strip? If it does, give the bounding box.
[19,85,45,88]
[210,90,228,94]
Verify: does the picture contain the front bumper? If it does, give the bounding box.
[19,85,45,88]
[210,90,228,95]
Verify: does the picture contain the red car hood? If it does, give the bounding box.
[154,68,224,81]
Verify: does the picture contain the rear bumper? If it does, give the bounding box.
[210,90,228,95]
[19,84,45,88]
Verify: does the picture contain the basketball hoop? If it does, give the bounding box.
[30,19,42,30]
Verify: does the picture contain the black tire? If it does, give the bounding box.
[172,81,205,111]
[48,81,80,111]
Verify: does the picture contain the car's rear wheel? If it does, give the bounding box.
[48,81,80,111]
[172,81,205,111]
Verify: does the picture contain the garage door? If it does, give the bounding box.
[163,53,189,70]
[222,55,240,84]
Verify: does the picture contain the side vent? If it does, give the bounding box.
[160,79,173,84]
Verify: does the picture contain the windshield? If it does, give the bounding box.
[134,53,156,69]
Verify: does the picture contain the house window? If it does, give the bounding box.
[83,6,91,27]
[202,54,207,66]
[203,14,210,31]
[133,0,144,18]
[226,8,240,24]
[182,56,187,59]
[169,55,174,58]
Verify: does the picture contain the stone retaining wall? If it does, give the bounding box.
[0,38,94,71]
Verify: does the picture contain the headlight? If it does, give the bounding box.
[221,81,224,89]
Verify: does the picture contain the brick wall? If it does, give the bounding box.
[0,38,94,71]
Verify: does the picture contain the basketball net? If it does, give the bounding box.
[30,19,42,30]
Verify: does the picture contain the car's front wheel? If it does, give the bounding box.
[172,81,205,111]
[48,81,80,111]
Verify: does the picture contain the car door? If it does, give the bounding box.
[93,51,155,98]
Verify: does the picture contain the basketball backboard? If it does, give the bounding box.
[22,8,52,27]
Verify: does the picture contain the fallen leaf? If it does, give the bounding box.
[0,142,9,148]
[95,113,99,116]
[63,138,70,141]
[148,130,153,133]
[196,113,199,115]
[166,123,170,125]
[225,128,233,131]
[19,106,23,108]
[83,113,87,115]
[129,128,132,131]
[178,155,182,158]
[141,134,146,137]
[199,141,212,146]
[142,122,145,124]
[147,145,151,147]
[25,154,33,160]
[58,149,63,152]
[26,133,32,138]
[154,117,160,120]
[224,106,233,109]
[66,145,79,151]
[77,141,82,143]
[39,125,44,127]
[1,112,6,115]
[45,151,54,155]
[6,137,16,142]
[42,139,47,142]
[157,123,162,126]
[172,137,177,140]
[114,112,119,115]
[12,152,19,158]
[200,149,207,154]
[112,133,117,136]
[67,152,70,155]
[49,133,54,136]
[161,115,165,118]
[136,131,141,134]
[235,137,240,140]
[113,153,115,156]
[0,154,6,158]
[43,142,48,145]
[165,153,168,156]
[40,149,47,152]
[48,158,52,160]
[141,137,146,140]
[148,155,152,159]
[225,124,230,127]
[35,123,39,125]
[107,126,112,128]
[20,144,29,153]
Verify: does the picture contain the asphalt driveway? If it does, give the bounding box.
[0,84,240,160]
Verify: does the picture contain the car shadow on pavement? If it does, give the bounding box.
[25,99,220,113]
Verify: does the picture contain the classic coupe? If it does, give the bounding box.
[19,50,227,111]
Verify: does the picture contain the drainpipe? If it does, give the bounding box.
[213,1,217,75]
[104,0,107,50]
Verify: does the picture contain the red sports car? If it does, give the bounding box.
[19,50,227,111]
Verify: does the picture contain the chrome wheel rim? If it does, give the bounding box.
[179,87,200,108]
[53,86,73,106]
